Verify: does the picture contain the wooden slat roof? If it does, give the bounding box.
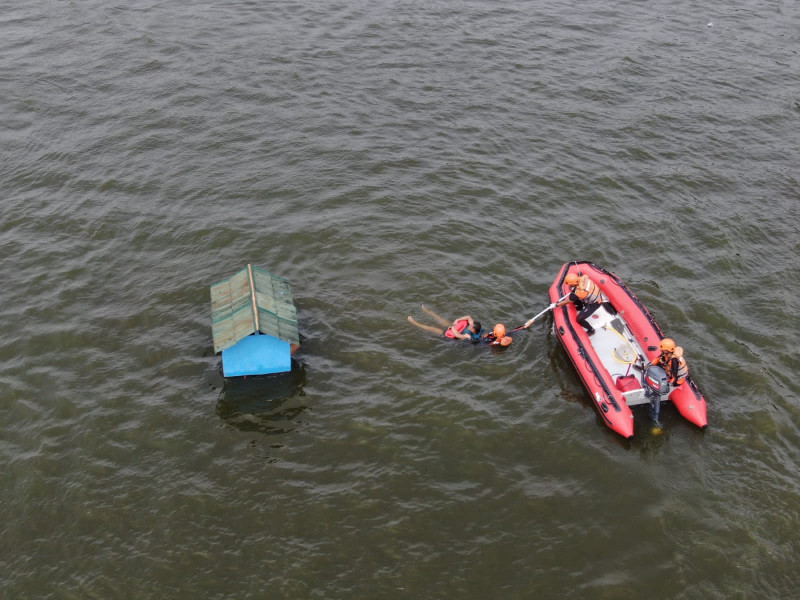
[210,265,299,353]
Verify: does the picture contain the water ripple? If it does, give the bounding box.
[1,0,799,597]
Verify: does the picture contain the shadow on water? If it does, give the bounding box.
[216,360,308,435]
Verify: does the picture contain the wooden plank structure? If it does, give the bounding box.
[210,265,300,377]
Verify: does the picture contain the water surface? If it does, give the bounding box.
[1,0,799,598]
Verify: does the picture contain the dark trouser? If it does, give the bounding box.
[577,302,601,332]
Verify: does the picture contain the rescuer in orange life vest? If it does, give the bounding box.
[555,273,605,335]
[651,338,689,386]
[484,323,513,347]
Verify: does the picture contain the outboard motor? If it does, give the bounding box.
[643,365,670,424]
[644,365,670,395]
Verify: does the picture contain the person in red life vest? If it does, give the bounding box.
[555,272,605,335]
[408,306,483,341]
[651,338,689,385]
[484,323,513,347]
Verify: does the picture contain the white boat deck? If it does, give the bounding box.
[580,304,651,406]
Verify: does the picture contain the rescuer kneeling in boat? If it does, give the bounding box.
[651,338,689,386]
[556,273,604,335]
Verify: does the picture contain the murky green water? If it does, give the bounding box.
[2,0,799,598]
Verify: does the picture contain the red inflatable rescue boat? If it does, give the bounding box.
[549,261,708,438]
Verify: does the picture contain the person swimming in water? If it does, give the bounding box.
[407,305,483,341]
[483,323,513,347]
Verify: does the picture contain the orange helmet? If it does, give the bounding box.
[564,273,580,286]
[493,323,506,338]
[660,338,676,353]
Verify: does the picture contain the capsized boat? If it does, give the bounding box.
[549,261,707,438]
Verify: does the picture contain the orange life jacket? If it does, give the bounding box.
[574,275,602,304]
[673,354,688,384]
[656,352,689,384]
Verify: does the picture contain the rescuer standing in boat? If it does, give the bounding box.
[651,338,689,386]
[555,273,605,335]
